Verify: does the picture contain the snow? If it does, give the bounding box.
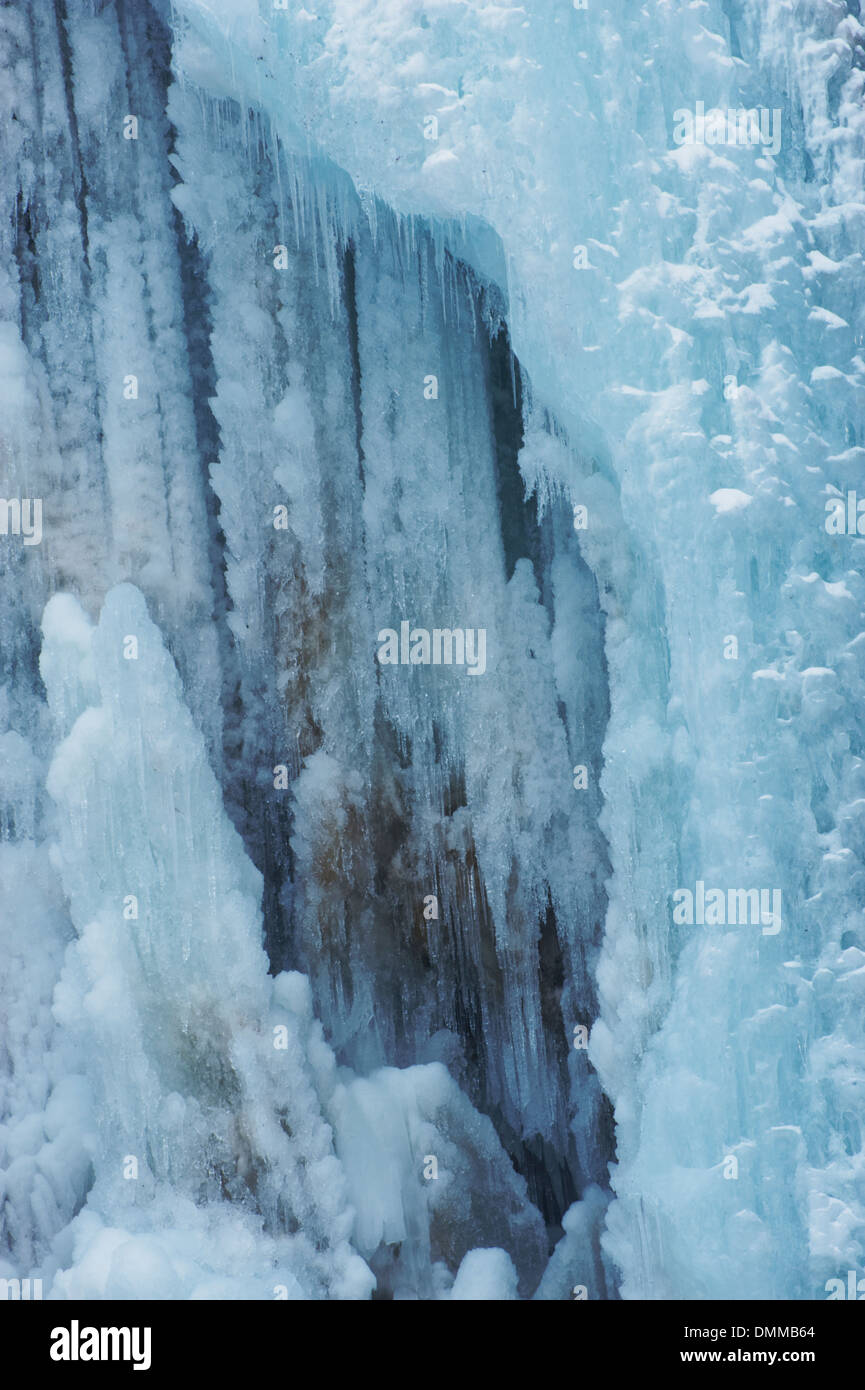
[709,488,753,514]
[450,1247,518,1301]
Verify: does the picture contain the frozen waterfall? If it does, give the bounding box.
[1,0,864,1304]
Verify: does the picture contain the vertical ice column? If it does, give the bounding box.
[3,0,223,750]
[168,78,377,971]
[0,5,94,1283]
[42,584,372,1300]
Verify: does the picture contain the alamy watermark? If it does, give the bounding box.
[0,496,42,545]
[672,881,782,935]
[1,1277,42,1299]
[825,492,865,535]
[50,1321,151,1370]
[825,1271,865,1299]
[377,622,487,675]
[672,102,781,156]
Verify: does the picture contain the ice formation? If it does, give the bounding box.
[1,0,864,1300]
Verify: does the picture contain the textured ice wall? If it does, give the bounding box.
[2,0,864,1299]
[34,583,545,1299]
[167,71,612,1225]
[167,0,865,1299]
[0,0,608,1298]
[41,584,372,1300]
[0,0,235,1291]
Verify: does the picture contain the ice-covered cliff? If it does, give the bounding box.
[1,0,864,1299]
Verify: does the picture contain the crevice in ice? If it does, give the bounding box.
[51,0,90,264]
[12,194,40,346]
[170,186,242,789]
[721,0,745,62]
[342,242,366,488]
[487,329,534,586]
